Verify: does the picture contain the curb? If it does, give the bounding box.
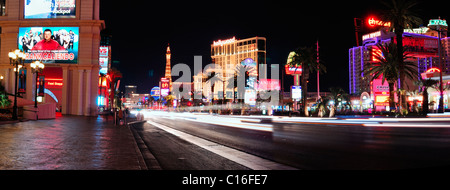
[128,121,162,170]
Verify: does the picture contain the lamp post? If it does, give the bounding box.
[428,18,448,113]
[8,49,25,120]
[30,61,45,120]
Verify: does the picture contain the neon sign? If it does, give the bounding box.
[45,78,63,88]
[362,31,381,41]
[426,68,441,73]
[368,17,391,27]
[285,65,302,75]
[213,37,236,46]
[428,19,448,27]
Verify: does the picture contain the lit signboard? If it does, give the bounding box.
[160,78,170,97]
[257,79,280,91]
[372,76,390,106]
[244,89,256,105]
[99,46,110,74]
[99,46,109,57]
[291,86,301,100]
[213,37,236,46]
[24,0,76,19]
[367,17,391,27]
[375,95,389,106]
[362,31,381,41]
[285,65,302,75]
[18,27,79,64]
[421,68,441,79]
[428,19,448,27]
[45,78,63,88]
[151,86,160,100]
[404,27,429,35]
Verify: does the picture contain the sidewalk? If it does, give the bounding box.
[0,114,146,170]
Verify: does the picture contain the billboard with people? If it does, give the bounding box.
[18,27,79,64]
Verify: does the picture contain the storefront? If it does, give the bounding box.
[0,0,104,116]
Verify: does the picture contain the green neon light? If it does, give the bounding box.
[428,19,448,27]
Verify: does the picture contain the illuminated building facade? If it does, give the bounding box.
[206,36,266,100]
[0,0,104,116]
[349,20,450,111]
[349,28,446,93]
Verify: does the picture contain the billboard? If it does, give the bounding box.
[99,46,110,74]
[160,78,170,97]
[372,76,391,107]
[257,79,280,91]
[291,86,301,100]
[18,27,79,64]
[285,65,302,75]
[24,0,76,19]
[151,86,160,100]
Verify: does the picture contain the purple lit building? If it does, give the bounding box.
[348,27,448,95]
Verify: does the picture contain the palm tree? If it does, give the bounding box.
[226,64,254,103]
[226,73,238,103]
[287,46,326,116]
[363,42,417,111]
[164,94,175,110]
[205,71,222,105]
[416,78,438,115]
[381,0,422,109]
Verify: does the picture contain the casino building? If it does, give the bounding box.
[0,0,104,116]
[349,18,449,111]
[194,36,266,101]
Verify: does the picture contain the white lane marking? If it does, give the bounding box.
[146,120,297,170]
[363,123,450,128]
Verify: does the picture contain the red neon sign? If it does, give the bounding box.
[368,17,391,27]
[45,78,63,88]
[285,65,302,75]
[426,68,441,73]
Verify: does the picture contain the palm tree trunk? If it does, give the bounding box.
[302,68,309,116]
[422,89,429,115]
[389,82,396,111]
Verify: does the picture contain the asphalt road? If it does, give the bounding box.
[134,111,450,170]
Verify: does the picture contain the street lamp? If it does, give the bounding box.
[8,49,26,120]
[30,61,45,120]
[428,18,448,113]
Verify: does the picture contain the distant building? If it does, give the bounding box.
[194,36,267,100]
[125,85,137,98]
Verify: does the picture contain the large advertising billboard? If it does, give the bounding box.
[18,27,79,64]
[24,0,76,19]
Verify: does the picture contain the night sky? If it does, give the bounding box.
[99,0,448,94]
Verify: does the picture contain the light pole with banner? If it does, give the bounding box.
[8,49,26,120]
[30,60,45,120]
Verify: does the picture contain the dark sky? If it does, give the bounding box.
[99,0,448,94]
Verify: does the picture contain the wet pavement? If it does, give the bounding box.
[0,115,145,170]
